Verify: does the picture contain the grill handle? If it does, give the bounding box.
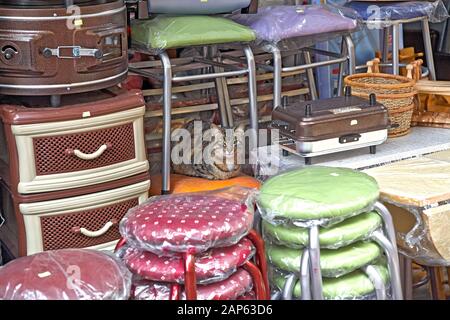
[66,142,112,160]
[72,219,118,238]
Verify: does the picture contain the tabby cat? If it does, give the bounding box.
[172,120,246,180]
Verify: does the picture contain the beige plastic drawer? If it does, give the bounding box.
[19,180,150,255]
[12,106,149,194]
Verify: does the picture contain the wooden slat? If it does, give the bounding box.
[230,88,310,106]
[145,103,218,118]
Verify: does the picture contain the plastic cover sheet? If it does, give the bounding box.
[0,249,132,300]
[364,156,450,266]
[344,0,449,25]
[117,238,255,284]
[262,211,383,249]
[133,268,253,300]
[120,186,256,256]
[270,264,390,300]
[266,241,383,278]
[146,0,251,15]
[231,4,359,48]
[257,166,380,227]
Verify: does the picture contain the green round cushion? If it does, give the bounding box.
[132,16,256,50]
[266,241,382,278]
[263,211,383,249]
[259,167,379,220]
[273,264,389,299]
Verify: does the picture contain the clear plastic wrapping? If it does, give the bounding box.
[344,0,449,25]
[133,268,253,300]
[257,166,380,227]
[120,187,256,255]
[146,0,251,15]
[117,238,255,285]
[0,249,132,300]
[270,264,390,300]
[266,241,383,278]
[231,4,360,48]
[262,211,383,249]
[364,156,450,266]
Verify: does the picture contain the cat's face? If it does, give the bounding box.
[209,123,246,172]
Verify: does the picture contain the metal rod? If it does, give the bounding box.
[172,69,247,82]
[363,265,387,300]
[159,51,172,195]
[336,36,346,97]
[209,46,229,128]
[345,35,356,75]
[372,230,403,300]
[270,45,283,109]
[421,18,437,80]
[392,24,400,75]
[303,51,318,100]
[282,57,347,73]
[303,47,343,59]
[193,57,244,71]
[128,67,164,81]
[300,249,312,300]
[309,226,323,300]
[244,45,259,148]
[282,274,297,300]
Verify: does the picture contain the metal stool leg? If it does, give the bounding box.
[184,251,198,300]
[363,265,387,300]
[402,255,414,300]
[381,27,391,69]
[159,51,173,195]
[336,36,347,97]
[243,45,259,148]
[372,230,403,299]
[303,51,318,100]
[247,229,270,298]
[344,35,356,75]
[392,24,400,76]
[373,202,399,254]
[421,18,437,80]
[243,260,268,300]
[309,225,324,300]
[270,45,283,109]
[300,249,312,300]
[170,284,182,300]
[282,274,297,300]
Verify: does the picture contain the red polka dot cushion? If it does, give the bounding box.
[238,291,256,300]
[0,249,132,300]
[120,193,254,255]
[133,268,253,300]
[120,238,255,284]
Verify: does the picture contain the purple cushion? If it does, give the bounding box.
[233,5,358,43]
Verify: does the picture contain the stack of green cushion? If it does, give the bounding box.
[259,167,390,299]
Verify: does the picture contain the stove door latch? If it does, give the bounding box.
[339,133,361,144]
[42,46,103,59]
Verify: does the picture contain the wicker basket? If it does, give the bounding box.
[344,59,417,137]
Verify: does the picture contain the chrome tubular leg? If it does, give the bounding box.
[363,265,387,300]
[271,45,283,109]
[303,50,318,100]
[421,18,437,80]
[244,45,259,148]
[282,274,297,300]
[159,51,173,195]
[344,35,356,75]
[373,202,398,252]
[300,249,312,300]
[381,27,390,67]
[372,230,403,300]
[392,24,400,75]
[336,36,347,97]
[271,291,282,300]
[309,225,323,300]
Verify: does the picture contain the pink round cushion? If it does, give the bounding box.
[121,238,255,284]
[133,268,253,300]
[0,249,132,300]
[120,194,254,255]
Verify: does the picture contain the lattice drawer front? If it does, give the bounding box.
[33,123,136,176]
[40,198,138,251]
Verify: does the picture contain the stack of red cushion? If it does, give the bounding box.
[118,188,257,300]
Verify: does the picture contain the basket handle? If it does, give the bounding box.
[366,58,380,73]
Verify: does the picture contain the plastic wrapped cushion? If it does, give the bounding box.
[147,0,251,15]
[131,16,256,51]
[118,238,255,284]
[272,264,389,300]
[0,249,132,300]
[258,167,379,224]
[232,5,358,44]
[345,1,449,23]
[133,268,253,300]
[267,241,382,278]
[263,211,383,249]
[120,187,256,255]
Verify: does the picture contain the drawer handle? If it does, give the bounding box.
[66,142,112,160]
[72,219,118,238]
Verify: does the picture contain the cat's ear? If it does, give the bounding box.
[235,123,246,134]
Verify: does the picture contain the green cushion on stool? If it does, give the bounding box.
[131,16,256,50]
[273,264,389,299]
[259,167,379,221]
[263,211,383,249]
[267,242,382,278]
